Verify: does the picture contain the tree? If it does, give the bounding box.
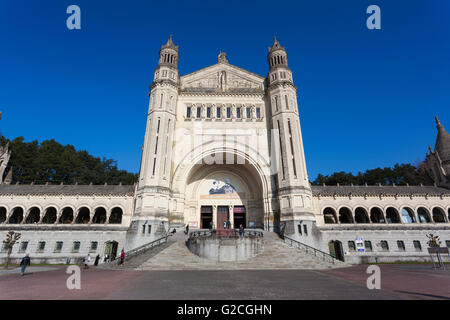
[311,162,433,186]
[3,231,21,269]
[0,136,138,185]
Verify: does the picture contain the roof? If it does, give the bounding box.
[0,184,135,197]
[180,62,265,81]
[311,185,450,197]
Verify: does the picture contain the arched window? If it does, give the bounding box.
[323,207,337,224]
[401,207,416,223]
[75,207,90,224]
[370,207,385,223]
[42,207,57,224]
[355,207,370,223]
[109,207,123,224]
[8,207,23,224]
[417,207,431,223]
[0,207,7,223]
[432,207,446,223]
[386,207,400,223]
[59,207,74,224]
[338,207,353,224]
[25,207,40,224]
[92,207,107,224]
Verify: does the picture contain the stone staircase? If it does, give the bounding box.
[118,230,349,271]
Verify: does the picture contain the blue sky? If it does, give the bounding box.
[0,0,449,179]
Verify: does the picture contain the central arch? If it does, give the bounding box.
[171,148,273,230]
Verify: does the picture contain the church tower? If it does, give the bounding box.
[266,38,315,239]
[129,36,179,248]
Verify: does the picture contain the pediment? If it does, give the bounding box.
[180,63,265,92]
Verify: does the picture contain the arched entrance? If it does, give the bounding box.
[172,150,271,230]
[328,240,345,262]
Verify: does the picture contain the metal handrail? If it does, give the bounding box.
[284,235,339,264]
[109,235,169,263]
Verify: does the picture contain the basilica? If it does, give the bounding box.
[1,37,449,265]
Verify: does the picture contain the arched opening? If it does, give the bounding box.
[338,207,353,224]
[92,207,107,224]
[401,207,416,223]
[59,207,73,224]
[323,207,337,224]
[370,207,385,223]
[355,207,370,223]
[75,207,90,224]
[8,207,23,224]
[42,207,57,224]
[181,151,267,230]
[417,207,431,223]
[25,207,40,224]
[328,240,345,262]
[0,207,6,223]
[386,207,400,223]
[109,207,123,224]
[432,207,446,223]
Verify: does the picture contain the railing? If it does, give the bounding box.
[109,235,169,264]
[283,235,339,264]
[188,229,264,241]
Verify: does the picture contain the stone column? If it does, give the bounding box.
[213,205,217,229]
[230,205,234,228]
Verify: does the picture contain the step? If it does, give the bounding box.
[132,231,348,271]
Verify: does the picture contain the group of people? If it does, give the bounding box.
[83,250,126,269]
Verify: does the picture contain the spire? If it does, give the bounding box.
[434,116,450,162]
[268,36,285,53]
[161,34,178,51]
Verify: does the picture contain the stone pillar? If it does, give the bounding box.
[230,205,234,229]
[213,205,217,229]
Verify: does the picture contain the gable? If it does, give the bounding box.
[180,63,265,92]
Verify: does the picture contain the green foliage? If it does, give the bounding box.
[312,163,433,186]
[0,136,138,185]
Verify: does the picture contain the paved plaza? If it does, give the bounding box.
[0,264,448,300]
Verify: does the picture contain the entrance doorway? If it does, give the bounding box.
[233,206,246,228]
[328,240,344,262]
[217,206,229,229]
[104,241,118,260]
[200,206,213,229]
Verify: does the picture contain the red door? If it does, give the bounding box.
[217,206,229,229]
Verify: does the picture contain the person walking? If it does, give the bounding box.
[20,254,31,276]
[209,220,213,230]
[94,254,100,266]
[223,221,227,229]
[226,220,231,229]
[84,254,91,269]
[119,249,125,265]
[239,224,244,237]
[185,224,189,235]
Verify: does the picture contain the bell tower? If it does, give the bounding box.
[266,37,315,239]
[128,36,180,248]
